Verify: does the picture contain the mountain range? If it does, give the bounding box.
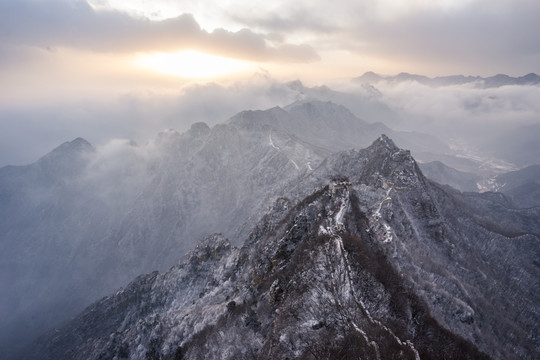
[353,71,540,88]
[0,101,448,356]
[1,101,538,359]
[27,136,539,359]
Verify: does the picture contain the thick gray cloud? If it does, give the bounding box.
[0,0,319,62]
[348,0,540,74]
[226,0,540,75]
[228,9,339,34]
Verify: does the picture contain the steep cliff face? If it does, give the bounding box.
[32,137,539,360]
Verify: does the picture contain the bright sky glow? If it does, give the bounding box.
[0,0,539,167]
[1,0,539,101]
[133,50,257,79]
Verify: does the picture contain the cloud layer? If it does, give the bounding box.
[0,0,319,62]
[4,0,539,75]
[226,0,540,75]
[1,0,539,168]
[0,73,303,166]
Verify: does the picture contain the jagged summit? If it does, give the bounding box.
[187,122,211,138]
[285,79,305,91]
[224,100,449,158]
[307,134,420,191]
[227,106,288,131]
[287,100,359,121]
[354,70,383,83]
[33,137,95,177]
[68,137,93,149]
[188,233,232,264]
[42,137,94,159]
[370,133,400,152]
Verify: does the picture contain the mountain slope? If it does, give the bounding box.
[493,164,540,208]
[0,118,318,356]
[31,137,539,360]
[7,99,429,354]
[418,161,481,192]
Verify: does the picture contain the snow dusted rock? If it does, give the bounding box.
[29,137,538,359]
[1,100,452,357]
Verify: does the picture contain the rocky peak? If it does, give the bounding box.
[288,100,357,121]
[66,137,93,152]
[227,106,289,131]
[285,79,305,91]
[188,234,233,265]
[359,135,420,189]
[40,137,94,160]
[313,135,421,190]
[354,71,384,83]
[35,137,94,178]
[370,134,399,152]
[187,122,211,138]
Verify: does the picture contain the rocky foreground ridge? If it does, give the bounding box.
[0,100,453,356]
[30,136,539,360]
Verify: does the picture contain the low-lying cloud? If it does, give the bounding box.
[0,73,303,167]
[1,68,539,169]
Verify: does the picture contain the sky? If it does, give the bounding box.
[1,0,540,166]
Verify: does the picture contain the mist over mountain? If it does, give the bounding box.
[488,164,540,208]
[354,71,540,88]
[418,161,482,192]
[0,100,448,356]
[2,72,539,185]
[2,0,539,357]
[1,97,539,359]
[26,136,539,360]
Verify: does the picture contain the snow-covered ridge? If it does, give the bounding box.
[3,101,538,360]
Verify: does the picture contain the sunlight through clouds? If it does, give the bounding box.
[133,50,257,79]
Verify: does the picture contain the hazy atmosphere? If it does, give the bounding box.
[1,0,539,166]
[1,1,539,359]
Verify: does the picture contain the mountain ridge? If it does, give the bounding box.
[1,101,538,359]
[26,136,539,360]
[354,71,540,88]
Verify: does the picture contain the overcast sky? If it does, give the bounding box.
[1,0,539,166]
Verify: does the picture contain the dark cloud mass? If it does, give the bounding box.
[0,0,319,62]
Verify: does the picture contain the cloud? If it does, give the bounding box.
[0,0,319,63]
[3,0,539,76]
[227,5,339,34]
[0,72,305,167]
[201,28,319,63]
[1,67,539,172]
[342,0,540,75]
[354,80,540,162]
[223,0,540,75]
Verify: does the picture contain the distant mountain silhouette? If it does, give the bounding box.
[354,71,540,88]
